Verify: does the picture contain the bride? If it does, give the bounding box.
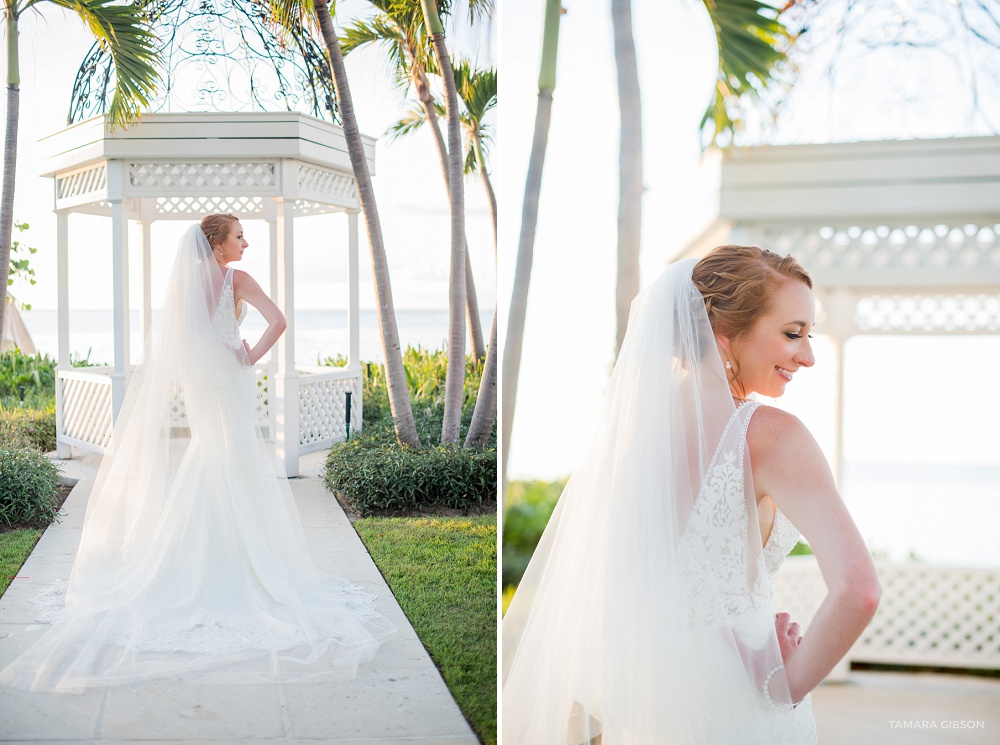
[502,245,882,744]
[0,214,395,693]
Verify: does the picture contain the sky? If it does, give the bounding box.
[1,0,496,314]
[496,0,1000,484]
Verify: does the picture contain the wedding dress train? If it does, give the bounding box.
[0,227,394,693]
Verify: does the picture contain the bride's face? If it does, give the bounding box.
[215,221,248,264]
[726,279,816,398]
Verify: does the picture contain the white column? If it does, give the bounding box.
[110,198,130,422]
[55,211,71,458]
[274,198,299,477]
[347,210,360,368]
[139,219,153,342]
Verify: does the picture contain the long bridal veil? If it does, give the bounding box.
[501,259,793,743]
[0,225,394,693]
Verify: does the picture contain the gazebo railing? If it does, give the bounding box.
[295,365,362,453]
[773,556,1000,671]
[56,364,361,456]
[58,367,114,452]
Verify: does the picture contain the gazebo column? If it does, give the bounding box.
[55,211,71,458]
[273,198,299,477]
[347,210,360,368]
[109,190,131,422]
[138,215,153,341]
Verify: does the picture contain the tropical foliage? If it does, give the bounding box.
[0,0,160,336]
[323,347,496,515]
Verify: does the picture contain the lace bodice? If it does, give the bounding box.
[764,509,800,576]
[679,401,802,644]
[211,267,245,350]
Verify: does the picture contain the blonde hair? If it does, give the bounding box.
[200,213,239,248]
[691,245,812,396]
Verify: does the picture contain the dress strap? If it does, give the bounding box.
[736,400,762,473]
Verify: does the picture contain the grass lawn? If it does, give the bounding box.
[353,515,496,745]
[0,528,43,596]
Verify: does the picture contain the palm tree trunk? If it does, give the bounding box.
[501,0,561,494]
[463,131,498,449]
[421,0,466,445]
[0,12,21,336]
[464,310,496,448]
[464,247,485,359]
[612,0,642,359]
[314,0,419,448]
[414,67,485,361]
[475,132,498,256]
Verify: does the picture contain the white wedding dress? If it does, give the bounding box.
[0,228,395,693]
[502,259,818,744]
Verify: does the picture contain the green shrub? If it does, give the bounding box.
[0,399,57,453]
[0,446,62,529]
[325,437,495,515]
[0,349,57,398]
[502,480,565,588]
[322,346,497,515]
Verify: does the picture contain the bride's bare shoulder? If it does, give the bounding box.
[231,269,261,291]
[746,404,813,456]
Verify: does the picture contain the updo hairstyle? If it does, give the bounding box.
[200,213,239,249]
[691,245,812,395]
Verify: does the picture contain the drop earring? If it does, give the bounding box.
[725,360,732,370]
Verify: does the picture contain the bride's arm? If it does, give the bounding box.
[233,270,287,366]
[748,406,881,703]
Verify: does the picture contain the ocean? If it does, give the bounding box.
[22,308,495,366]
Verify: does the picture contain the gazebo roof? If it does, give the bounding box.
[38,112,373,219]
[683,136,1000,293]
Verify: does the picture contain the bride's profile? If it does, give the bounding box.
[501,245,882,744]
[0,214,395,693]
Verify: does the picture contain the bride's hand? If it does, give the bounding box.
[775,612,802,663]
[238,339,253,366]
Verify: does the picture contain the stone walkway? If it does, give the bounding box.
[812,670,1000,744]
[0,451,479,744]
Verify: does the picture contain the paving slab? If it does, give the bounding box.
[0,449,479,744]
[813,670,1000,744]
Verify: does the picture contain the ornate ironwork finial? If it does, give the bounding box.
[68,0,338,123]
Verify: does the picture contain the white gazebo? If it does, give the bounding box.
[682,135,1000,674]
[41,112,367,477]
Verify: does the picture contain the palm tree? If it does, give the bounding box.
[612,0,642,360]
[383,61,497,448]
[270,0,421,448]
[501,0,562,494]
[455,61,497,448]
[418,0,465,444]
[611,0,793,358]
[1,0,160,335]
[340,0,487,362]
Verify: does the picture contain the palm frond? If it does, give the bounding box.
[702,0,794,148]
[386,102,430,141]
[51,0,162,127]
[266,0,319,37]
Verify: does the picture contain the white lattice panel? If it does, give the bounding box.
[754,223,1000,280]
[298,165,356,201]
[129,162,277,190]
[60,374,113,451]
[56,164,107,200]
[772,558,1000,670]
[154,195,265,218]
[298,372,362,450]
[165,369,271,430]
[855,294,1000,333]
